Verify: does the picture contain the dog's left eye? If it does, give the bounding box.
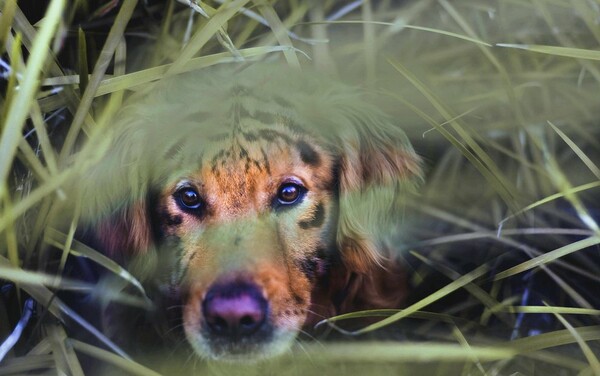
[277,183,304,205]
[177,187,203,210]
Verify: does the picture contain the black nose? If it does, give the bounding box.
[202,282,268,338]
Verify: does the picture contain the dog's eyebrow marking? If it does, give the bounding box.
[298,202,325,229]
[164,142,183,160]
[257,129,293,144]
[241,131,258,142]
[259,147,271,174]
[296,139,320,166]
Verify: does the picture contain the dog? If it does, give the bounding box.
[69,64,422,362]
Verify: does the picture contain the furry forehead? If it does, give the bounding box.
[78,64,422,227]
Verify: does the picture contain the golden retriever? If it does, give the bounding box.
[72,64,422,361]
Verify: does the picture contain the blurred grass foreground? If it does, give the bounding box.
[1,0,600,375]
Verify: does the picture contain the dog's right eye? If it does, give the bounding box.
[177,187,203,210]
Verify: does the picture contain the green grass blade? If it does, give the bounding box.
[297,342,515,362]
[14,280,131,359]
[388,59,519,211]
[439,0,527,126]
[0,355,54,373]
[1,31,21,126]
[494,236,600,281]
[254,0,300,69]
[29,103,59,176]
[498,181,600,231]
[548,121,600,180]
[507,306,600,316]
[59,0,138,162]
[2,193,19,268]
[0,0,65,196]
[361,1,376,83]
[300,20,492,47]
[409,250,511,326]
[496,43,600,61]
[452,326,487,375]
[89,46,301,97]
[510,325,600,353]
[325,264,488,335]
[11,3,85,117]
[547,306,600,374]
[0,167,73,233]
[316,308,476,327]
[0,255,92,291]
[46,324,85,376]
[77,27,89,96]
[69,339,161,376]
[0,0,16,56]
[44,228,148,298]
[167,0,251,75]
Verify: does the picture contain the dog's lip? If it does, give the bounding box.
[203,340,272,360]
[187,325,297,361]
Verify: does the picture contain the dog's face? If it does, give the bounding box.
[81,65,421,361]
[157,129,337,360]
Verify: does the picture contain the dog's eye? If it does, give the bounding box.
[277,183,304,205]
[177,187,202,210]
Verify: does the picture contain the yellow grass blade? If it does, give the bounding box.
[0,0,65,195]
[167,0,251,75]
[496,43,600,61]
[59,0,138,162]
[0,0,16,56]
[300,20,492,47]
[548,305,600,375]
[324,264,488,334]
[494,236,600,280]
[69,339,169,376]
[296,342,515,363]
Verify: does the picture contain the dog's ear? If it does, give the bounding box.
[334,105,422,273]
[306,248,408,326]
[95,202,152,260]
[75,115,158,262]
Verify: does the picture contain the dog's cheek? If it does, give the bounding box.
[182,283,204,331]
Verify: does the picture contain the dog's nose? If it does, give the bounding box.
[202,282,267,338]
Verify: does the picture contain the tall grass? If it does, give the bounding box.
[0,0,599,374]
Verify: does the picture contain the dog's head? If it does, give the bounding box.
[77,65,421,361]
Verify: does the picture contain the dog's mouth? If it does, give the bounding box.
[186,328,298,362]
[182,279,305,361]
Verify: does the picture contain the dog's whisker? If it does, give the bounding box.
[293,340,314,363]
[164,324,185,337]
[297,328,322,342]
[165,304,185,311]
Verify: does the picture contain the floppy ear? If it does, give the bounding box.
[73,82,201,273]
[95,202,152,260]
[335,106,422,274]
[303,107,421,321]
[306,247,409,327]
[75,108,158,264]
